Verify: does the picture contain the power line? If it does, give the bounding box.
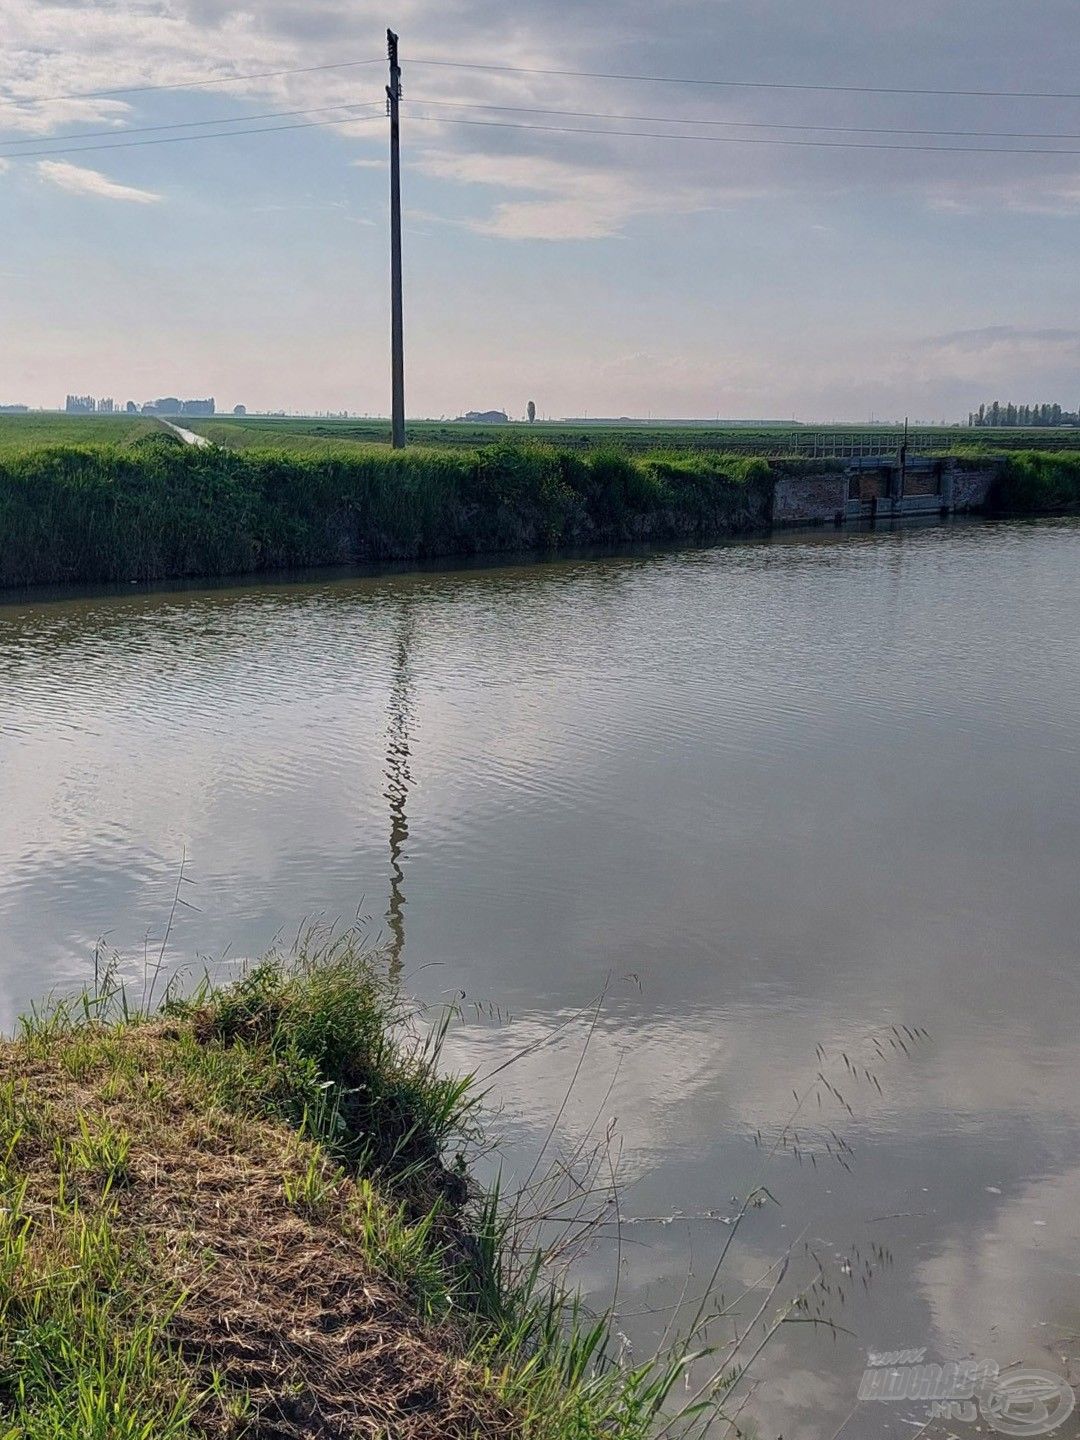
[10,92,1080,158]
[410,97,1080,143]
[0,56,384,107]
[409,56,1080,104]
[9,50,1080,110]
[405,108,1080,155]
[13,102,1080,163]
[0,101,385,150]
[2,110,385,161]
[16,95,1080,155]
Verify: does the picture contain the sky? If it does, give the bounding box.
[3,1,1080,420]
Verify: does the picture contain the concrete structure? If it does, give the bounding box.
[771,457,999,527]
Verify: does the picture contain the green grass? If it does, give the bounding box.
[0,435,774,588]
[0,934,769,1439]
[4,413,1080,463]
[0,415,158,454]
[988,451,1080,512]
[183,415,1080,457]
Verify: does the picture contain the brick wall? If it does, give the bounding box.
[950,467,997,511]
[772,473,848,526]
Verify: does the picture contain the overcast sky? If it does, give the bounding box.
[3,1,1080,419]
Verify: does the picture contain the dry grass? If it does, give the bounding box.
[0,1021,517,1439]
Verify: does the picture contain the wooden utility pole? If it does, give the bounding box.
[387,29,405,449]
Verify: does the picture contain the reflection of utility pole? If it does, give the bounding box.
[384,602,415,976]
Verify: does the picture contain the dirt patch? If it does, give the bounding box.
[0,1029,518,1439]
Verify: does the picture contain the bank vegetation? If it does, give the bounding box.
[4,430,1075,590]
[0,434,770,587]
[0,934,770,1438]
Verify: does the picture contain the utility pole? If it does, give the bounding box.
[897,414,908,508]
[387,29,406,449]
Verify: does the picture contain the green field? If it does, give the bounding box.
[179,414,1080,458]
[0,413,160,453]
[184,415,934,457]
[4,412,1080,460]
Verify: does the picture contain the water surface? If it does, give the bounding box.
[3,519,1080,1436]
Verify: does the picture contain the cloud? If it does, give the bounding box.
[914,325,1080,387]
[7,0,1080,240]
[927,173,1080,216]
[412,143,725,240]
[36,160,163,204]
[8,0,1080,412]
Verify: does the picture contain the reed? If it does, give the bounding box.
[0,436,772,588]
[989,450,1080,512]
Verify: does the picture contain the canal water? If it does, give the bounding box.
[3,517,1080,1436]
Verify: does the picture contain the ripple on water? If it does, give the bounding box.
[5,520,1080,1437]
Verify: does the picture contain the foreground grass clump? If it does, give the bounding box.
[0,436,772,587]
[0,939,721,1439]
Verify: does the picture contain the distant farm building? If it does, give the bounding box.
[457,410,508,424]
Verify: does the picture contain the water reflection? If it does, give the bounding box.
[3,519,1080,1435]
[384,601,416,976]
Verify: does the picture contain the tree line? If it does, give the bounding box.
[969,402,1079,427]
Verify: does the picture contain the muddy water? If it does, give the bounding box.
[3,518,1080,1436]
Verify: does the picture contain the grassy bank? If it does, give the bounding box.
[0,936,742,1438]
[987,451,1080,513]
[0,435,772,588]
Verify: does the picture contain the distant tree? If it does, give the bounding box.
[527,400,536,423]
[977,403,986,426]
[1005,402,1017,426]
[990,401,1001,426]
